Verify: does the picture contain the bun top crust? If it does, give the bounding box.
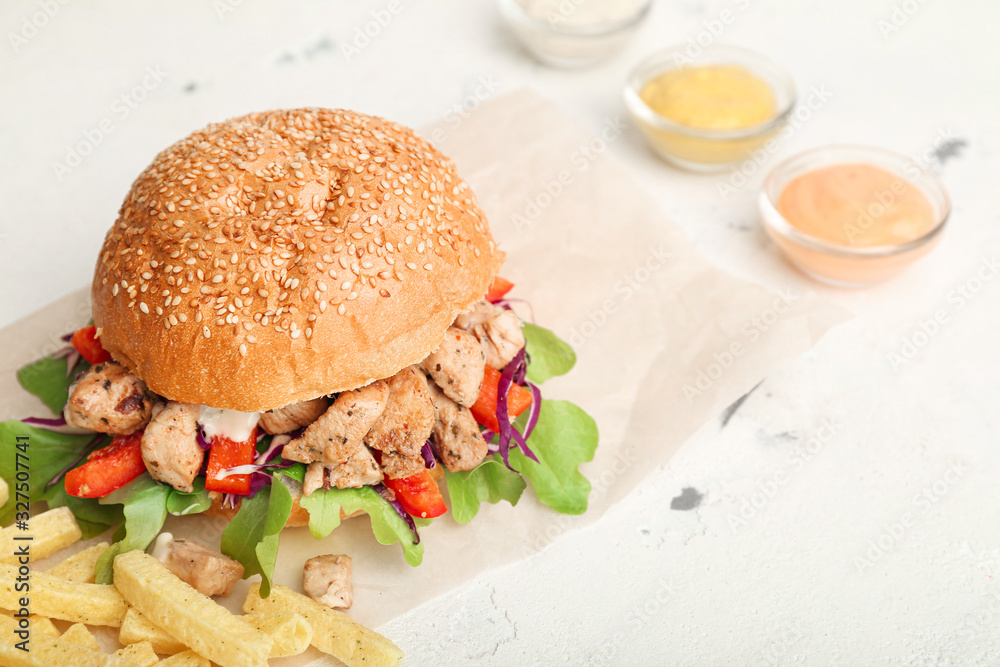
[92,108,503,411]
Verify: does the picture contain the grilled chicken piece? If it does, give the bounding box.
[453,299,499,331]
[282,382,389,465]
[64,361,152,435]
[302,448,383,493]
[259,397,329,434]
[303,555,353,609]
[155,536,244,597]
[428,384,488,472]
[420,327,486,408]
[365,367,434,479]
[473,309,526,370]
[141,402,204,492]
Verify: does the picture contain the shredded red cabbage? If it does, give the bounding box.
[495,347,539,470]
[374,483,421,545]
[23,416,67,428]
[522,382,543,441]
[45,433,107,490]
[196,427,212,451]
[420,441,436,469]
[22,416,94,436]
[255,434,290,465]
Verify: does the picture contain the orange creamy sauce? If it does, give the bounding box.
[777,163,936,247]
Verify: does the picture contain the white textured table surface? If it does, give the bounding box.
[2,1,998,665]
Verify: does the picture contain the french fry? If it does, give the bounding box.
[119,607,187,655]
[46,542,110,583]
[0,611,60,639]
[0,564,127,626]
[243,610,313,658]
[0,507,82,564]
[154,649,211,666]
[243,583,404,667]
[62,621,102,652]
[0,477,8,508]
[29,615,59,638]
[0,613,106,667]
[112,640,160,667]
[113,551,272,667]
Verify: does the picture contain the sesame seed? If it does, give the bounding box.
[139,302,149,313]
[239,344,247,356]
[203,327,211,338]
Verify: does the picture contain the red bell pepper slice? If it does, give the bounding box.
[485,276,514,303]
[65,430,146,498]
[383,470,447,519]
[70,325,112,364]
[204,429,257,495]
[470,366,533,433]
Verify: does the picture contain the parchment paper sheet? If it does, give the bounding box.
[0,90,850,664]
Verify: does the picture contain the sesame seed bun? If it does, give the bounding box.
[92,108,503,411]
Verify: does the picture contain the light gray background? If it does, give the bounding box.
[1,1,998,665]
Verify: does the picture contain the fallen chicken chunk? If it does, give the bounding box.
[365,367,434,479]
[303,554,353,609]
[259,397,329,434]
[473,309,526,370]
[420,327,486,408]
[428,384,489,472]
[282,382,389,465]
[141,402,204,492]
[153,534,244,597]
[64,361,152,435]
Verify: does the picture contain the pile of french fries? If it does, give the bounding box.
[0,506,404,666]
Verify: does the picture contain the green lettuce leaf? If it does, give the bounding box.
[166,478,211,516]
[299,485,423,566]
[0,421,120,537]
[445,457,526,524]
[522,322,576,385]
[510,400,598,515]
[17,356,88,416]
[95,474,171,584]
[220,473,293,597]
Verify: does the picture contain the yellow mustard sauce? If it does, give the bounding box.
[633,64,781,168]
[639,65,776,130]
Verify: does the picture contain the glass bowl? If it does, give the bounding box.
[498,0,652,68]
[624,44,796,171]
[759,145,951,287]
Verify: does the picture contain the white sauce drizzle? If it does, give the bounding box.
[199,407,261,443]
